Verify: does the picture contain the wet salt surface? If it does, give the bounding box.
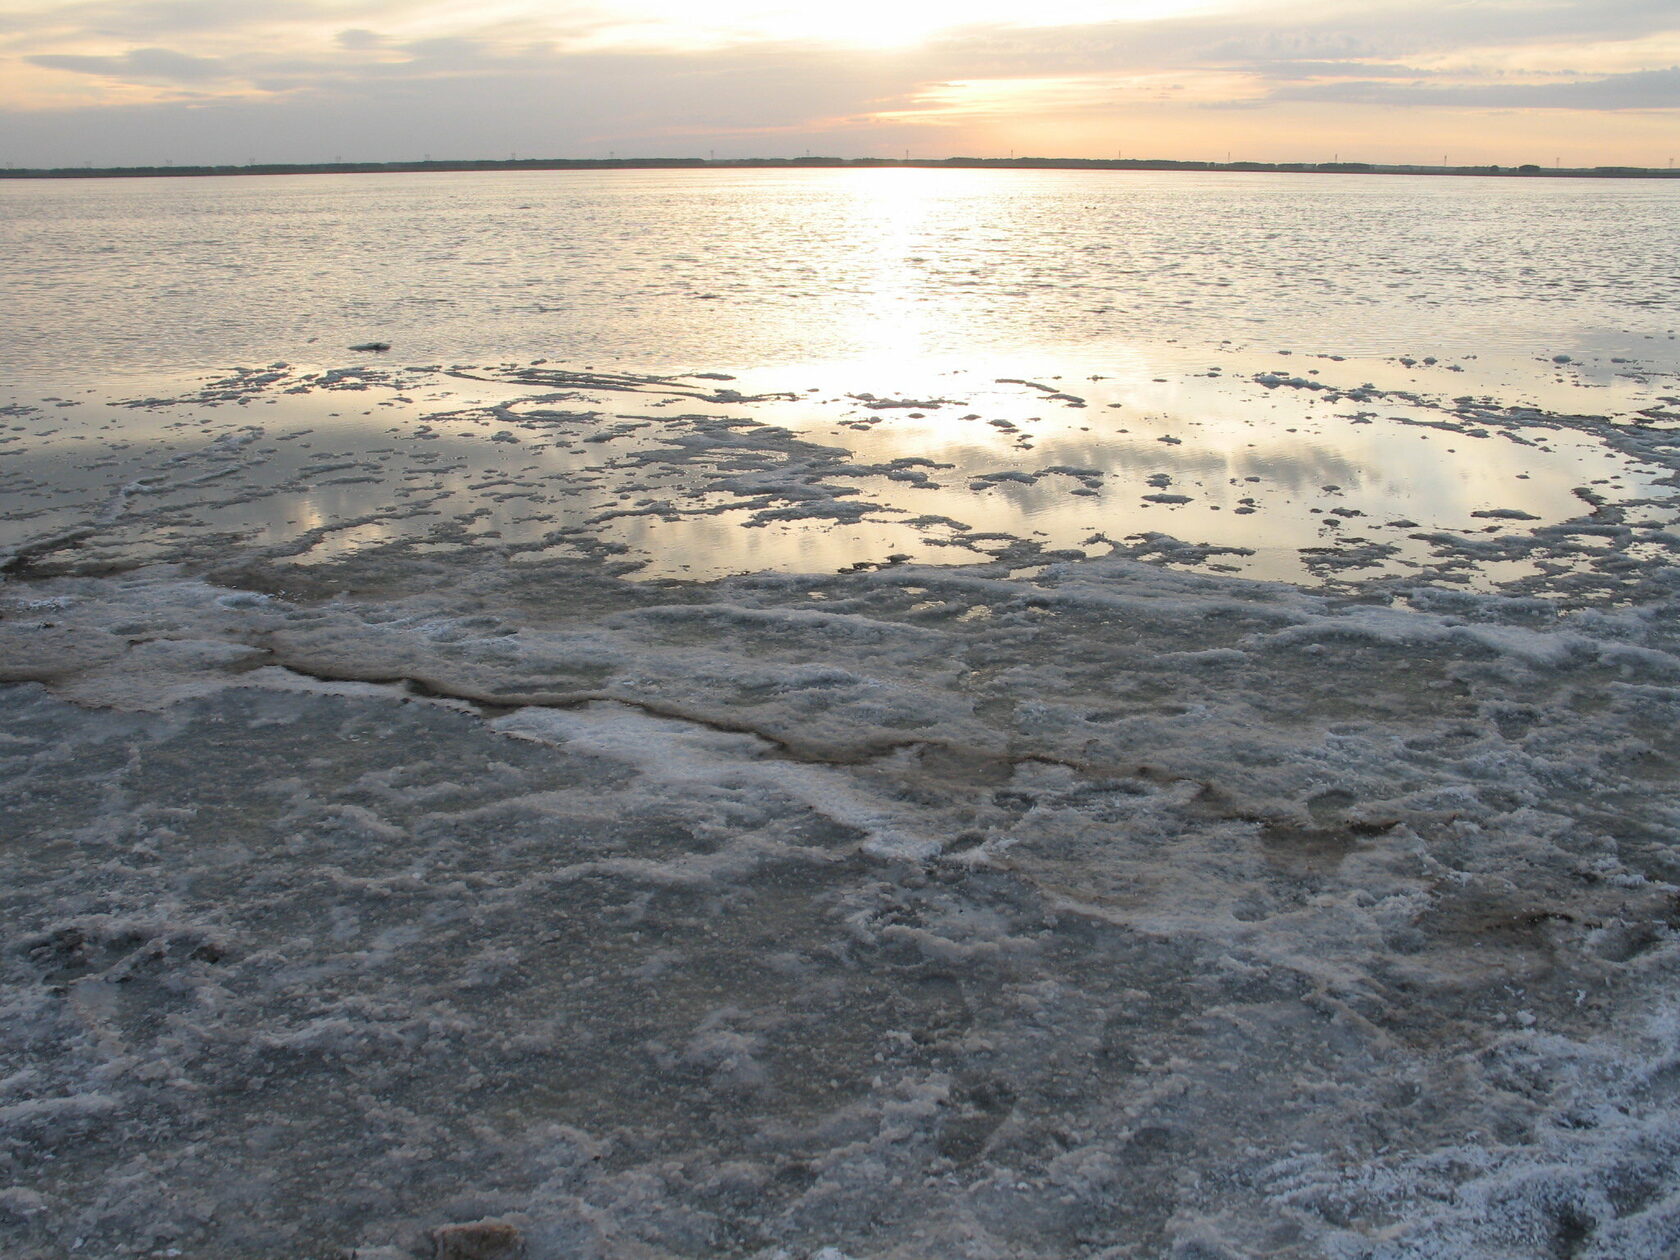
[4,346,1677,592]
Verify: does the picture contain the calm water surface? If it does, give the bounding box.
[4,167,1678,379]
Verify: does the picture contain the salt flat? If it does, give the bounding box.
[3,169,1679,1258]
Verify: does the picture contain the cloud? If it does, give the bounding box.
[1248,61,1445,81]
[1,0,351,43]
[398,35,487,63]
[25,45,228,81]
[0,0,1676,165]
[912,0,1680,83]
[1272,64,1680,109]
[0,40,935,163]
[1250,0,1680,60]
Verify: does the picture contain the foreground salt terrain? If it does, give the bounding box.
[3,361,1680,1259]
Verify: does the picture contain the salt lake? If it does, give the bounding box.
[3,168,1679,1260]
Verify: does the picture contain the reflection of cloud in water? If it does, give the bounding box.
[3,351,1676,594]
[1232,447,1366,492]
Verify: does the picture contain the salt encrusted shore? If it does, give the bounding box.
[2,361,1679,1258]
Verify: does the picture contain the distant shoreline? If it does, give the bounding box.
[4,155,1677,181]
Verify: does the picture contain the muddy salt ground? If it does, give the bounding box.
[3,347,1680,1260]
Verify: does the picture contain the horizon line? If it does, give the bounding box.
[4,155,1678,181]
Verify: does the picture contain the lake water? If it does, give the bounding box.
[4,167,1679,378]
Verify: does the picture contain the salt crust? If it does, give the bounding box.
[3,360,1680,1257]
[3,539,1679,1258]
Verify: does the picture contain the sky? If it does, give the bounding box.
[0,0,1676,168]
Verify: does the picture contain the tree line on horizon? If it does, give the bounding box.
[3,155,1674,179]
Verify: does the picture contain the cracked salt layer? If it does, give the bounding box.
[2,545,1680,1258]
